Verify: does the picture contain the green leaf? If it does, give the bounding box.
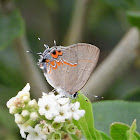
[73,92,96,139]
[93,101,140,135]
[95,129,102,140]
[99,131,111,140]
[127,11,140,28]
[110,122,140,140]
[126,119,138,140]
[70,134,79,140]
[0,10,25,50]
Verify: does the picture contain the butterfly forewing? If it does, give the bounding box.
[45,43,100,95]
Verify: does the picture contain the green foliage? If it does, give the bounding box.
[110,120,140,140]
[0,10,24,50]
[123,87,140,101]
[126,120,138,140]
[127,11,140,28]
[102,0,140,28]
[99,131,112,140]
[93,101,140,135]
[102,0,135,9]
[73,93,96,139]
[73,93,111,140]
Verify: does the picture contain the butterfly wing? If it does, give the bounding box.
[46,43,100,95]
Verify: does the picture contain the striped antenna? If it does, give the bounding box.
[38,37,49,49]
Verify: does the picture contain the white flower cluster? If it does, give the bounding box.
[38,92,85,122]
[6,83,85,140]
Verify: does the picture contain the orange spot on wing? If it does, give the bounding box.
[50,61,55,66]
[49,61,58,74]
[48,60,77,74]
[57,50,63,56]
[56,60,63,66]
[51,51,58,58]
[46,59,50,63]
[63,60,77,67]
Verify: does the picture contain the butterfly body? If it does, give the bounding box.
[38,43,100,98]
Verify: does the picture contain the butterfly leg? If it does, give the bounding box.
[51,88,56,93]
[72,92,78,99]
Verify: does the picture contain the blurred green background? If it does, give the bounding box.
[0,0,140,139]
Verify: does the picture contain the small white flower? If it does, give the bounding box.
[30,112,39,121]
[17,124,27,139]
[18,124,47,140]
[26,125,47,140]
[70,102,85,120]
[38,95,59,120]
[54,104,72,122]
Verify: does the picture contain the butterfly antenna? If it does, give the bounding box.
[27,51,42,55]
[54,40,56,46]
[38,37,49,49]
[44,44,49,49]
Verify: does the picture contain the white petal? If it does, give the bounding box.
[76,110,85,117]
[45,113,53,120]
[72,102,80,110]
[54,115,65,122]
[57,98,69,105]
[6,97,16,108]
[22,83,30,93]
[27,133,36,140]
[73,113,81,120]
[17,124,26,139]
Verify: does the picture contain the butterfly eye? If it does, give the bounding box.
[42,59,46,62]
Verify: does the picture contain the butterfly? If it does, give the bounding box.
[37,42,100,98]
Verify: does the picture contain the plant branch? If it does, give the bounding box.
[14,35,50,98]
[63,0,91,45]
[82,28,140,102]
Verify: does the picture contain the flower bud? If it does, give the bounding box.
[9,106,19,114]
[15,114,25,124]
[61,131,71,140]
[22,96,30,103]
[30,112,39,121]
[28,99,38,109]
[24,119,37,127]
[21,110,30,117]
[75,129,82,139]
[6,97,15,108]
